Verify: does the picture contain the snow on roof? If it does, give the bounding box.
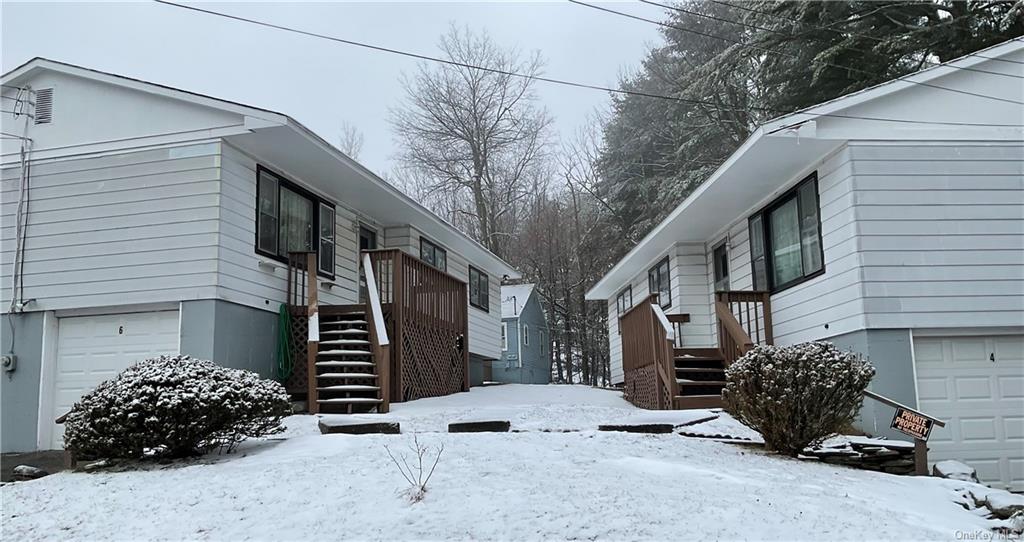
[501,284,535,318]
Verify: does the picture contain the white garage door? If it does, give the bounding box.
[915,335,1024,491]
[50,310,179,449]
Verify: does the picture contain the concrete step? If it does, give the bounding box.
[317,349,372,356]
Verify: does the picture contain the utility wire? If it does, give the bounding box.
[151,0,1024,128]
[640,0,1024,79]
[705,0,1024,66]
[570,0,1024,106]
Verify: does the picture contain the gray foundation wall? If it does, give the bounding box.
[1,312,44,453]
[180,300,278,379]
[827,328,916,440]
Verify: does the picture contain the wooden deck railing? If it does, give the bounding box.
[365,249,469,402]
[715,290,772,366]
[362,252,390,413]
[619,294,676,409]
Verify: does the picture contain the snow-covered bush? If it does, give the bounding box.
[722,342,875,456]
[63,355,290,459]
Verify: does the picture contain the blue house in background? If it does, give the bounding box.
[495,284,551,384]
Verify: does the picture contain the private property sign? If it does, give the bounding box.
[890,407,935,441]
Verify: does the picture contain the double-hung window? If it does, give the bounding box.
[748,172,824,292]
[616,286,633,316]
[648,257,671,308]
[256,166,335,277]
[469,266,489,312]
[420,237,447,272]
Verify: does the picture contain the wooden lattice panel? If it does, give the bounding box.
[285,310,309,394]
[399,319,465,401]
[623,365,669,410]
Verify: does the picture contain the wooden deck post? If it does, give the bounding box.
[306,252,319,414]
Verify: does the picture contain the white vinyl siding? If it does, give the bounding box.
[849,142,1024,330]
[217,143,367,309]
[1,143,222,310]
[707,145,862,346]
[607,245,714,385]
[702,141,1023,346]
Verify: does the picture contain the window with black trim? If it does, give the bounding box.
[648,257,671,308]
[523,324,530,346]
[748,172,824,292]
[713,240,730,291]
[419,237,447,271]
[469,266,489,312]
[501,322,508,351]
[256,166,335,277]
[616,286,633,316]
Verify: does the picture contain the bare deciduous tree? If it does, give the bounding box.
[389,25,552,259]
[338,120,365,160]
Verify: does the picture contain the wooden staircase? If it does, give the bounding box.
[313,307,385,414]
[673,347,727,409]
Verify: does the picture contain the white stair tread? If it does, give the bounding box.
[320,329,368,335]
[321,320,368,326]
[320,339,370,345]
[317,372,378,379]
[317,385,380,391]
[316,361,375,367]
[317,397,382,404]
[318,349,372,356]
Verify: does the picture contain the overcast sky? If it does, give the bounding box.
[1,1,665,175]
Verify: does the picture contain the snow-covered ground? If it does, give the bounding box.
[1,385,997,541]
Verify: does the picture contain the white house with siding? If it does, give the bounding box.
[586,39,1023,491]
[1,58,518,453]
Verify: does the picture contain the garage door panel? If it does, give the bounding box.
[959,417,998,443]
[915,334,1024,491]
[50,310,179,449]
[954,377,992,400]
[951,339,989,365]
[917,377,949,401]
[1006,417,1024,441]
[1000,376,1024,399]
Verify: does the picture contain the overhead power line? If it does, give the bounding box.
[640,0,1024,79]
[569,0,1024,106]
[151,0,1024,129]
[704,0,1024,66]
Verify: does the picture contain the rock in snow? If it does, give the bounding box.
[11,465,48,481]
[933,460,980,483]
[985,491,1024,520]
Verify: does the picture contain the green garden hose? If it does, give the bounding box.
[276,303,293,380]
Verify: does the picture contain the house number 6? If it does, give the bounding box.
[118,326,124,335]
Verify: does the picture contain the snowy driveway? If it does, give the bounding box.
[1,385,993,541]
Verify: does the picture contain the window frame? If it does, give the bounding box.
[523,323,530,346]
[255,165,335,280]
[616,285,633,316]
[748,172,825,293]
[468,266,490,312]
[501,322,508,351]
[419,237,448,272]
[647,256,672,309]
[712,239,730,292]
